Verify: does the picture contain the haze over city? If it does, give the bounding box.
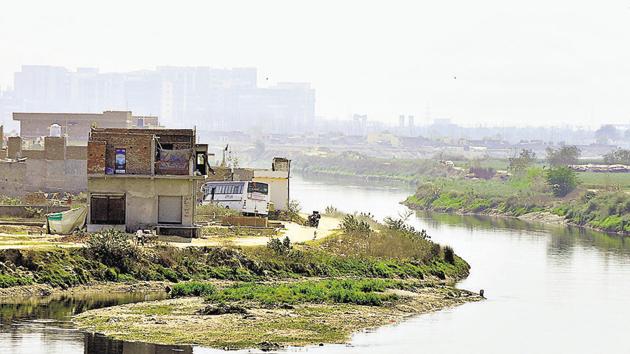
[2,0,630,127]
[2,2,630,354]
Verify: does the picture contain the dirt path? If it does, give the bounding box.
[184,216,339,248]
[0,216,341,249]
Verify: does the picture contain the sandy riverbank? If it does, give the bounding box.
[74,282,482,350]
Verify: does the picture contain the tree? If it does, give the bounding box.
[546,146,581,167]
[595,124,619,144]
[509,149,536,174]
[546,166,578,197]
[603,149,630,165]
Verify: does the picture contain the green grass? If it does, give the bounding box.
[171,282,217,297]
[553,192,630,233]
[577,172,630,191]
[205,279,403,306]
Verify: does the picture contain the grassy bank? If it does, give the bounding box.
[0,211,469,290]
[404,172,630,234]
[75,282,480,350]
[64,213,476,349]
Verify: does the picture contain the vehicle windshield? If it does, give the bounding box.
[247,182,268,195]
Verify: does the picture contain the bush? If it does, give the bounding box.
[85,229,142,272]
[383,216,429,239]
[546,167,578,197]
[267,236,293,255]
[171,281,217,297]
[340,215,372,235]
[443,246,455,264]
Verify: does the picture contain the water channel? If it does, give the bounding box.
[1,175,629,354]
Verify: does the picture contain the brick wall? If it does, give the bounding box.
[44,137,66,160]
[7,137,22,159]
[90,131,153,174]
[87,141,106,174]
[66,146,87,160]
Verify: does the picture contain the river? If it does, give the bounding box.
[2,175,630,354]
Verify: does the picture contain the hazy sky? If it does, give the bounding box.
[1,0,629,127]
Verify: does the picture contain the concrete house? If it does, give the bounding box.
[252,158,291,211]
[86,128,207,236]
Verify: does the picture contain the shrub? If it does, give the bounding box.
[340,215,372,235]
[85,229,142,272]
[267,236,293,255]
[171,281,217,297]
[443,246,455,264]
[546,167,578,197]
[383,216,429,240]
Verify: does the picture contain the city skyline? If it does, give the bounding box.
[0,64,315,134]
[1,0,630,127]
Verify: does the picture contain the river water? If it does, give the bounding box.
[2,175,630,354]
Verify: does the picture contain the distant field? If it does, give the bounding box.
[577,172,630,190]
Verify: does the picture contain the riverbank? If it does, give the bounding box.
[404,178,630,235]
[0,280,170,298]
[74,280,481,350]
[0,210,479,350]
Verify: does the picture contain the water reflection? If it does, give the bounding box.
[85,333,191,354]
[292,175,630,354]
[0,291,169,354]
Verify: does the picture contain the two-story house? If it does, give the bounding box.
[86,127,208,237]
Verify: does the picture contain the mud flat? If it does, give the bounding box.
[74,282,482,350]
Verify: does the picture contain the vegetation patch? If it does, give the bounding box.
[204,279,403,306]
[75,284,482,350]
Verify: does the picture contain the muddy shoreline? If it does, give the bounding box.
[0,280,171,298]
[74,282,483,350]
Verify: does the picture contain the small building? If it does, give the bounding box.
[86,128,207,236]
[202,157,291,211]
[252,158,291,211]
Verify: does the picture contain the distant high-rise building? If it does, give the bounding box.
[352,114,368,136]
[408,115,415,136]
[4,65,316,134]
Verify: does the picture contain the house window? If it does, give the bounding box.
[90,195,125,224]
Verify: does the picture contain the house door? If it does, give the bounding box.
[158,196,182,224]
[90,195,125,224]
